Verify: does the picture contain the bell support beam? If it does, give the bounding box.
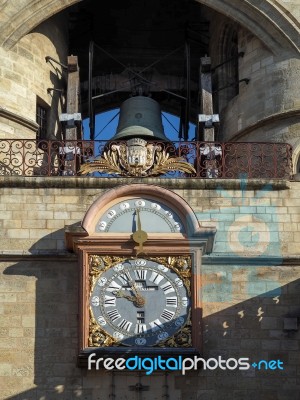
[88,41,95,141]
[198,56,219,141]
[59,55,82,175]
[184,40,191,141]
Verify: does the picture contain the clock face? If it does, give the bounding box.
[95,198,185,233]
[90,258,190,347]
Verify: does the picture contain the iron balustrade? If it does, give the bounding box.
[0,139,293,179]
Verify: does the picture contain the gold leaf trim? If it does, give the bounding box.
[89,308,117,347]
[80,146,196,177]
[149,151,196,176]
[88,255,125,294]
[80,150,123,175]
[149,255,192,296]
[157,310,192,348]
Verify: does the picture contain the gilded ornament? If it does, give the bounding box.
[157,311,192,348]
[89,309,117,347]
[80,139,196,177]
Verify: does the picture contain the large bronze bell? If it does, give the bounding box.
[81,96,197,177]
[110,96,169,141]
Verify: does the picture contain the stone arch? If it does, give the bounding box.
[81,184,204,237]
[292,141,300,174]
[0,0,300,56]
[0,0,82,49]
[199,0,300,56]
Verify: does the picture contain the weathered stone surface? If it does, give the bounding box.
[0,1,300,398]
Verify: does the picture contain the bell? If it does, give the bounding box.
[110,96,169,141]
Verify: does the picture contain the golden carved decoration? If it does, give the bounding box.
[157,310,192,348]
[150,150,196,176]
[88,255,125,294]
[89,255,104,292]
[150,255,192,296]
[80,139,196,177]
[89,309,117,347]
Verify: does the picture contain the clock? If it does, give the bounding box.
[95,198,185,234]
[89,256,191,348]
[67,184,216,366]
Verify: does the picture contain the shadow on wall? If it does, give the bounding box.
[1,230,300,399]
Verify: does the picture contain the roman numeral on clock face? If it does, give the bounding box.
[117,272,132,285]
[160,282,175,294]
[107,281,122,292]
[161,309,175,322]
[134,269,147,280]
[135,324,147,334]
[118,319,132,332]
[106,309,121,322]
[149,319,163,331]
[166,297,178,307]
[104,295,116,307]
[149,272,164,285]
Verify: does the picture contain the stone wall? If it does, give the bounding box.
[0,178,299,257]
[1,1,300,149]
[0,13,68,140]
[207,12,300,151]
[0,177,299,399]
[1,0,300,398]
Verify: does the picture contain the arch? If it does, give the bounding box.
[199,0,300,56]
[0,0,82,49]
[65,184,216,254]
[292,141,300,174]
[82,184,207,237]
[0,0,300,56]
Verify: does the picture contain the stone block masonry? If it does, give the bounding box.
[0,177,299,399]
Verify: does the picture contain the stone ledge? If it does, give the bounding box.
[0,107,38,133]
[0,250,77,261]
[0,176,291,190]
[230,108,300,141]
[203,255,300,265]
[0,251,299,265]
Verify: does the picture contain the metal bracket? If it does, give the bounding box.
[199,114,220,128]
[213,78,250,94]
[59,113,82,122]
[59,113,82,128]
[47,88,64,94]
[45,56,68,70]
[211,52,245,73]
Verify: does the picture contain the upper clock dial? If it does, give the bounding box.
[96,198,185,233]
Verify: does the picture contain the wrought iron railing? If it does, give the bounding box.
[0,139,293,179]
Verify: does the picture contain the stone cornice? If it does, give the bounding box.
[0,107,39,132]
[0,176,291,190]
[202,255,300,266]
[230,109,300,142]
[0,251,299,266]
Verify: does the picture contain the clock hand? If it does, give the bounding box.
[113,290,136,302]
[114,288,145,308]
[134,294,145,308]
[132,208,148,255]
[136,207,142,231]
[130,282,140,297]
[130,283,146,307]
[117,262,146,306]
